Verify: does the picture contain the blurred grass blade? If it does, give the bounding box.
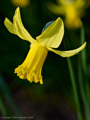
[80,26,90,106]
[80,26,87,74]
[78,26,90,120]
[81,26,90,106]
[64,33,83,120]
[0,74,23,118]
[67,58,83,120]
[0,94,13,118]
[78,57,90,120]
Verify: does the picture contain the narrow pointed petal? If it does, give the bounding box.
[4,7,36,43]
[48,3,65,15]
[75,0,85,8]
[47,42,86,57]
[36,17,64,48]
[11,0,30,8]
[4,18,15,34]
[59,0,70,5]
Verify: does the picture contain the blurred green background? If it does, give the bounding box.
[0,0,90,120]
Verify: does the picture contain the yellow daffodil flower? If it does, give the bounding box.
[48,0,87,29]
[4,7,86,84]
[11,0,30,7]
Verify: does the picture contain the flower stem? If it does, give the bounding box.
[67,58,83,120]
[0,74,23,118]
[78,58,90,120]
[77,26,90,120]
[0,94,12,118]
[80,26,90,107]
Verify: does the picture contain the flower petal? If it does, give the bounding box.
[59,0,71,5]
[11,0,30,8]
[75,0,85,8]
[4,18,15,34]
[36,17,64,48]
[48,3,65,15]
[47,42,86,57]
[4,7,36,43]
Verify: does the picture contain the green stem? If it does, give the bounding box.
[67,58,83,120]
[78,26,90,120]
[0,95,13,119]
[80,26,90,107]
[0,74,23,119]
[78,58,90,120]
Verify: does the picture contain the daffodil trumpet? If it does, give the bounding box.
[4,7,86,84]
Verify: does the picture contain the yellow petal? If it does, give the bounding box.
[65,18,82,29]
[36,17,64,48]
[59,0,73,5]
[4,7,36,43]
[58,0,66,5]
[48,3,65,15]
[75,0,85,8]
[4,18,15,34]
[47,42,86,57]
[11,0,30,8]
